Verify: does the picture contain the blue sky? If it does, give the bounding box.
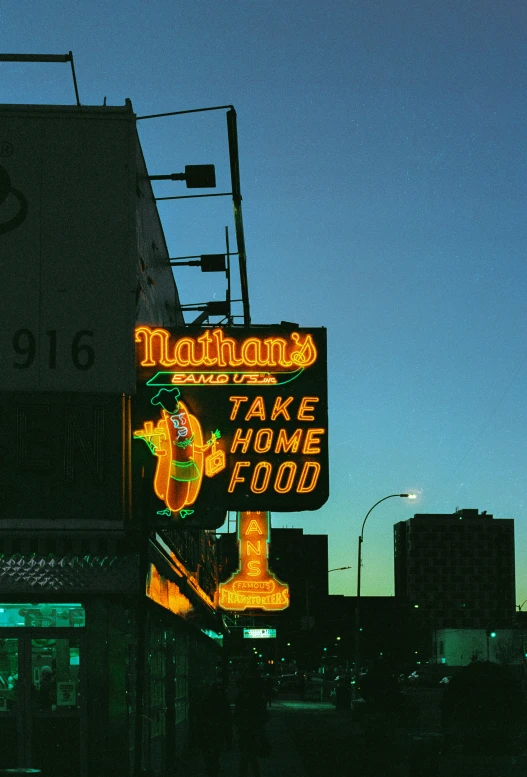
[2,0,526,601]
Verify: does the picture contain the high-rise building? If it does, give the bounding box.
[394,508,516,630]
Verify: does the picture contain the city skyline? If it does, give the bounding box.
[2,0,526,602]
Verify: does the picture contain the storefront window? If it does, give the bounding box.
[32,637,81,711]
[0,638,18,711]
[174,635,189,726]
[0,603,85,628]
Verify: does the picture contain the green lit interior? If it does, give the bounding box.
[0,604,85,628]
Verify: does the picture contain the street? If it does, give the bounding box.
[185,694,442,777]
[180,689,527,777]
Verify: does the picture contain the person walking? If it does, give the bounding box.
[234,671,269,777]
[263,674,274,708]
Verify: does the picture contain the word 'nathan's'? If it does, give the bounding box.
[218,511,289,611]
[135,326,317,369]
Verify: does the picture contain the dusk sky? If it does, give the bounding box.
[3,0,526,602]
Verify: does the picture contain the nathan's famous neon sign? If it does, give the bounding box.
[133,326,328,520]
[135,326,317,371]
[218,512,289,611]
[133,386,225,516]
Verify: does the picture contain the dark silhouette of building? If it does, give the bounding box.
[321,594,411,672]
[218,526,414,672]
[0,99,225,777]
[217,526,329,669]
[394,508,516,630]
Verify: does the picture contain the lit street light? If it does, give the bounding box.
[354,493,416,694]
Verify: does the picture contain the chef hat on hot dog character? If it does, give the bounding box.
[151,387,181,414]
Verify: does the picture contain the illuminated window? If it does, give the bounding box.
[0,603,85,628]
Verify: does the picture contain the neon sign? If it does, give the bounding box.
[133,326,328,523]
[146,564,194,617]
[133,387,225,515]
[218,512,289,611]
[135,326,317,370]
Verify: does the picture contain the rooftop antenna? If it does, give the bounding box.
[0,52,81,106]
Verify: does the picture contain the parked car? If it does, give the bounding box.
[275,673,306,694]
[304,674,325,701]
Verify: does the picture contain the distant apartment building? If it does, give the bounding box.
[394,508,516,630]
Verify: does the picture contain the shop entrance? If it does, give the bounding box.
[0,604,87,777]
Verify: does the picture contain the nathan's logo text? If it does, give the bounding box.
[135,326,317,370]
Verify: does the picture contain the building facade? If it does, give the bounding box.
[434,628,520,667]
[0,101,225,777]
[394,508,516,634]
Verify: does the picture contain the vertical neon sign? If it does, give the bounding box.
[218,511,289,611]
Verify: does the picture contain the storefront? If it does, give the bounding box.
[0,602,86,774]
[0,530,225,777]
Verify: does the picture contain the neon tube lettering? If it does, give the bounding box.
[297,397,319,421]
[297,461,321,493]
[302,428,325,454]
[251,462,272,493]
[253,429,273,453]
[212,330,244,367]
[275,429,303,454]
[271,396,294,421]
[135,327,176,367]
[231,428,254,454]
[228,461,251,492]
[218,512,289,612]
[274,462,297,493]
[229,396,249,420]
[245,396,266,421]
[135,327,318,370]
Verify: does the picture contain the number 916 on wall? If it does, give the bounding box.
[0,327,131,393]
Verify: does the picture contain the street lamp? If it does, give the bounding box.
[305,566,352,620]
[137,104,251,325]
[148,164,217,188]
[354,493,416,694]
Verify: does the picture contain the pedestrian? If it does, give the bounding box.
[264,674,274,707]
[36,665,56,711]
[196,681,233,777]
[335,675,351,710]
[234,671,269,777]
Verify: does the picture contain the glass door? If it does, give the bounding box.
[0,603,87,776]
[29,635,84,777]
[0,637,20,767]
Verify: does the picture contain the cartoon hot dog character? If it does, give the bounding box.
[134,387,225,516]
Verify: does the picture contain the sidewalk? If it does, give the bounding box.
[183,700,329,777]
